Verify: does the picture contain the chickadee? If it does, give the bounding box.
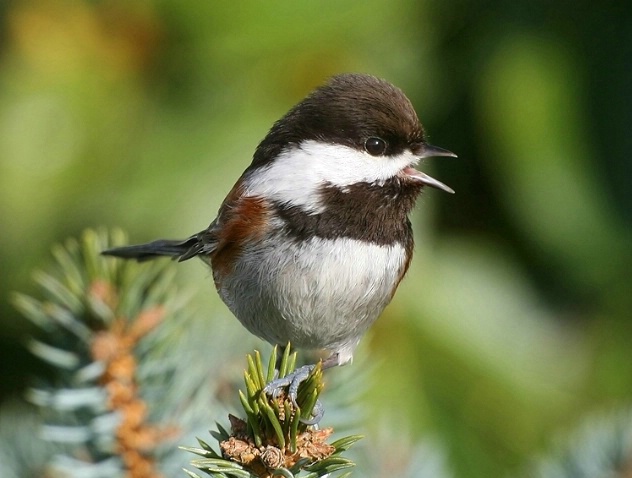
[103,73,455,420]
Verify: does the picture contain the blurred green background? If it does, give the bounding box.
[1,0,631,477]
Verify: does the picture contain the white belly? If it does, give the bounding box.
[216,236,407,358]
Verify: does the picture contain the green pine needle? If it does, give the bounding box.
[13,228,195,478]
[185,344,362,478]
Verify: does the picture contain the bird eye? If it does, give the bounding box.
[364,137,387,156]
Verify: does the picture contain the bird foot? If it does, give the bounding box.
[262,364,324,424]
[301,399,324,425]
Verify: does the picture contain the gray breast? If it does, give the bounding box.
[216,235,407,351]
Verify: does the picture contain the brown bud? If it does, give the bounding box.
[260,445,284,469]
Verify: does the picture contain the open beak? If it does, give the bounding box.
[419,144,457,160]
[405,143,457,194]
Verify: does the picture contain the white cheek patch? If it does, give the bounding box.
[243,140,416,213]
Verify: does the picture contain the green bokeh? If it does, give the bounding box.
[1,1,630,477]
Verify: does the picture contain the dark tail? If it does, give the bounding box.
[102,236,201,262]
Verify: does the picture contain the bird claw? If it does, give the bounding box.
[263,364,313,406]
[262,364,324,424]
[299,399,324,425]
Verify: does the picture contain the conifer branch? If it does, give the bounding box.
[13,229,187,477]
[182,345,362,478]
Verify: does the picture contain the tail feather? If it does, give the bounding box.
[102,237,200,262]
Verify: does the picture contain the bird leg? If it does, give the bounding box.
[263,351,340,425]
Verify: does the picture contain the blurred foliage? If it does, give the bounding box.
[529,408,632,478]
[0,1,630,477]
[7,229,228,477]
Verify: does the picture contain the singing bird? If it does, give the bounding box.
[103,73,456,421]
